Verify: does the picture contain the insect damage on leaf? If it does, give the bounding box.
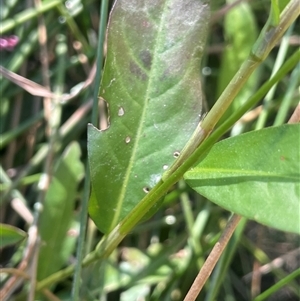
[88,0,210,234]
[173,151,180,158]
[118,107,125,116]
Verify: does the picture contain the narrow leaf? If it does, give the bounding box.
[184,124,300,234]
[0,223,27,248]
[88,0,210,233]
[37,142,84,280]
[217,0,258,124]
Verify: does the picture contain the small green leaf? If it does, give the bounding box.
[88,0,210,233]
[0,223,27,248]
[37,142,84,280]
[270,0,280,26]
[184,124,300,234]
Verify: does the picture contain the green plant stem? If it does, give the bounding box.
[71,163,90,301]
[202,0,299,134]
[71,2,109,299]
[0,173,41,191]
[273,63,300,126]
[35,34,65,205]
[241,237,300,296]
[179,181,203,269]
[255,23,294,130]
[269,0,280,26]
[1,0,18,20]
[35,2,300,291]
[191,200,211,251]
[0,0,62,34]
[0,166,29,206]
[253,269,300,301]
[1,145,48,206]
[0,111,43,150]
[56,4,90,52]
[211,48,299,142]
[92,0,109,125]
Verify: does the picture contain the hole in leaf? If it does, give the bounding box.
[125,136,131,144]
[163,164,168,170]
[118,107,125,116]
[202,66,212,76]
[143,187,150,193]
[98,97,109,130]
[173,151,180,158]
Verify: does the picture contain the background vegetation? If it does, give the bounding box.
[0,0,299,300]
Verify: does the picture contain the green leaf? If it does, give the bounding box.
[0,223,27,248]
[184,124,300,234]
[270,0,280,26]
[88,0,210,233]
[37,142,84,280]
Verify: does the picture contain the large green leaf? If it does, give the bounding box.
[88,0,210,233]
[184,124,300,234]
[37,142,84,280]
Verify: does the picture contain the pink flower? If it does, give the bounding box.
[0,35,19,51]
